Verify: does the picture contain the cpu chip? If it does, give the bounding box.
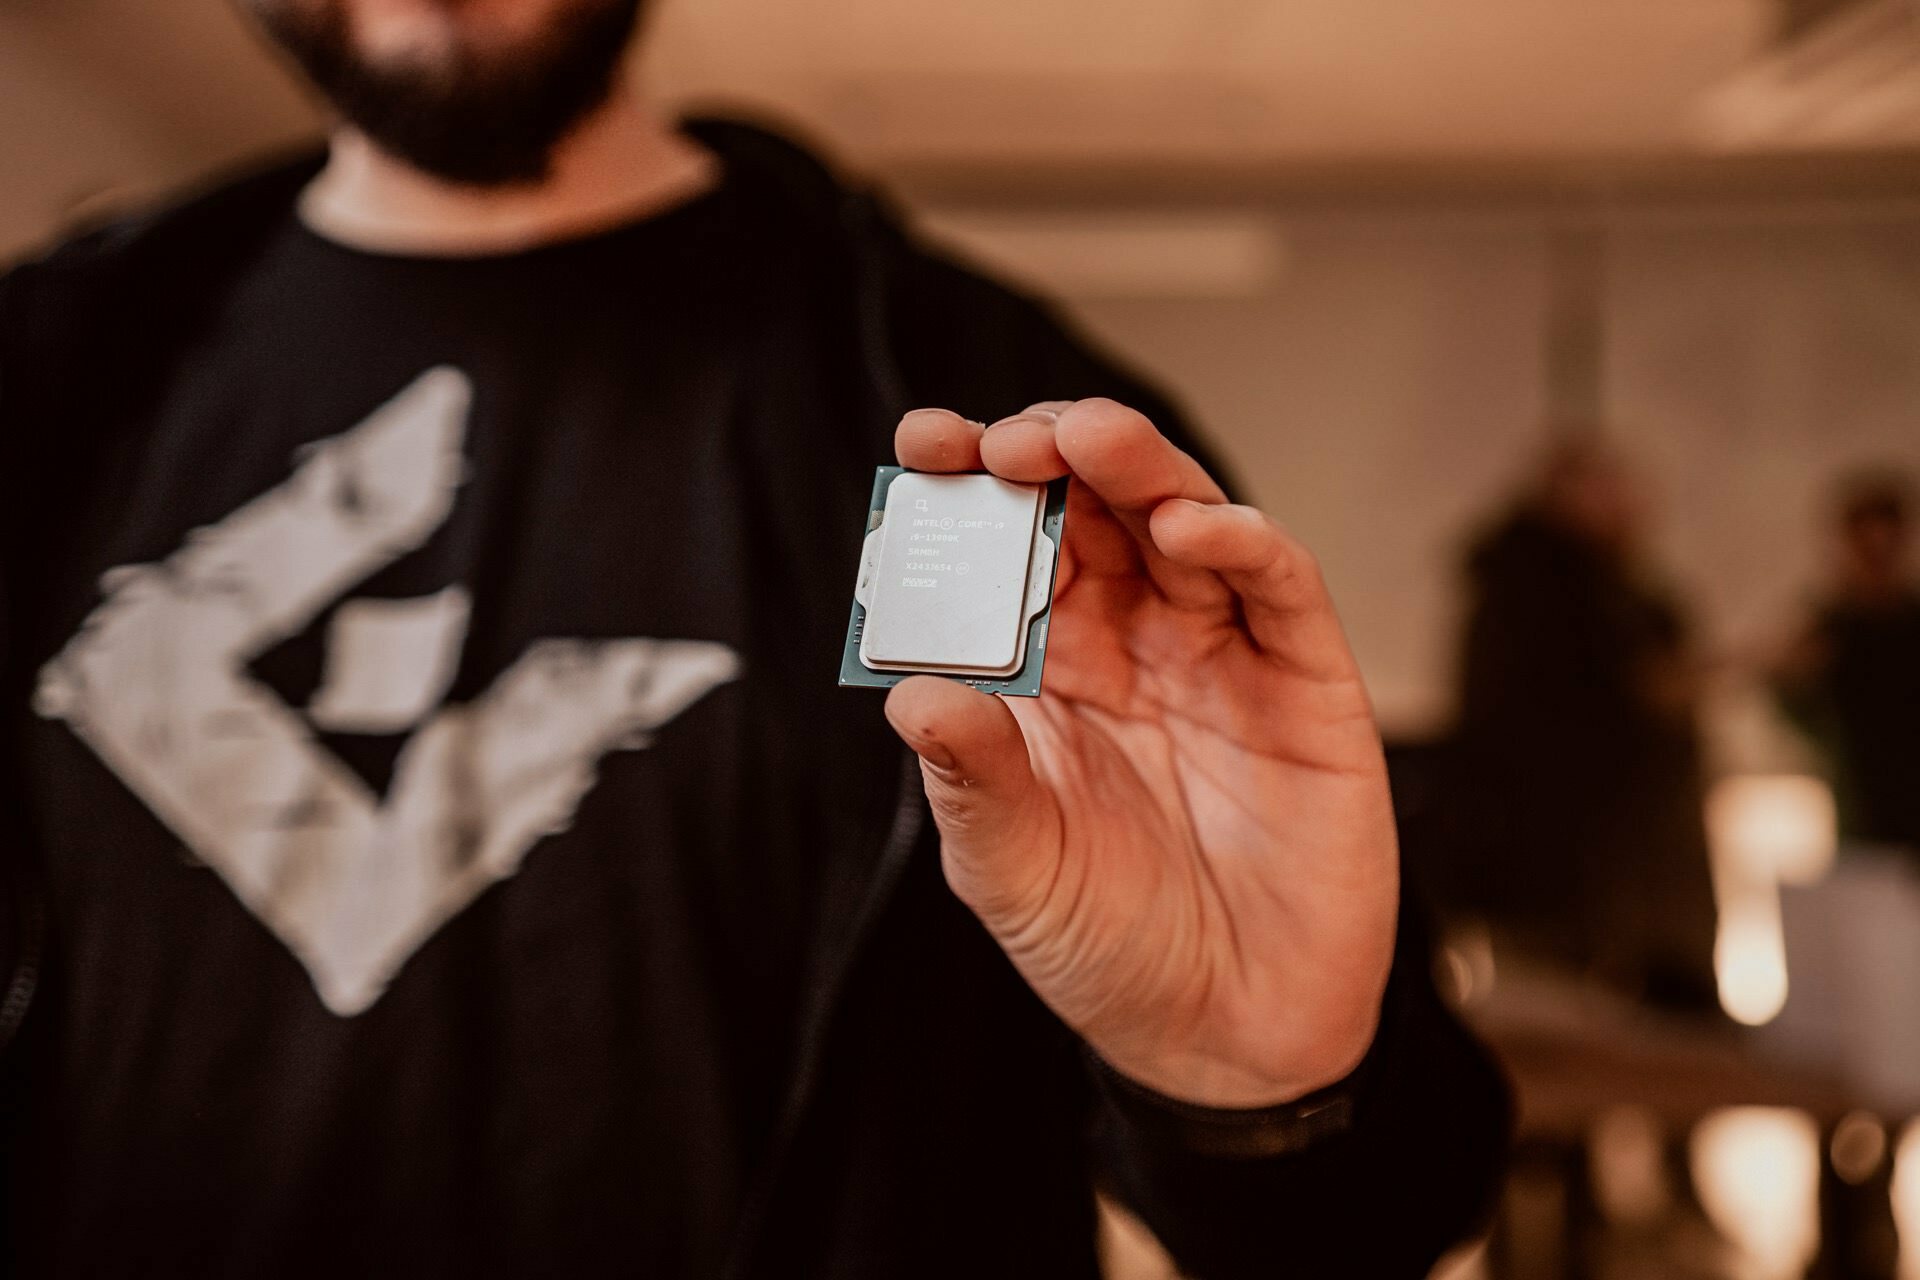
[839,467,1067,697]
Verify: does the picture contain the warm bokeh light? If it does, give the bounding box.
[1832,1110,1889,1186]
[1892,1121,1920,1280]
[1707,775,1839,887]
[1438,922,1497,1008]
[1590,1105,1671,1224]
[1690,1107,1822,1280]
[1715,890,1791,1027]
[1706,775,1837,1026]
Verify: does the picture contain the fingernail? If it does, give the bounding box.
[988,411,1054,431]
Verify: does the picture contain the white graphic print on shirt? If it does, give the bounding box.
[34,367,740,1015]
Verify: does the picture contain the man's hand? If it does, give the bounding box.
[884,399,1398,1111]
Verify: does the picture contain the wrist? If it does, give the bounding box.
[1089,1012,1380,1111]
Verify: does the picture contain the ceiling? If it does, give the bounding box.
[11,0,1920,250]
[3,0,1781,168]
[644,0,1773,163]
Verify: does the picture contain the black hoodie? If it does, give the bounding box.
[0,119,1508,1278]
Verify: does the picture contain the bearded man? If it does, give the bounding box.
[0,2,1508,1274]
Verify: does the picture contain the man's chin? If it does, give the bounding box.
[249,0,646,189]
[346,0,554,65]
[351,13,465,67]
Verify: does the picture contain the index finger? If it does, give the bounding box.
[1053,398,1228,515]
[1149,499,1361,684]
[895,409,984,473]
[1051,398,1233,609]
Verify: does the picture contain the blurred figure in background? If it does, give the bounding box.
[1435,435,1720,1011]
[1773,468,1920,860]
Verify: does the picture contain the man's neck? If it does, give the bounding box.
[299,87,718,257]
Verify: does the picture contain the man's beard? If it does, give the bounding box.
[251,0,647,187]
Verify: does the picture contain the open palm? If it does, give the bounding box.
[886,399,1398,1109]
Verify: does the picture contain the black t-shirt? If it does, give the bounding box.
[4,165,914,1274]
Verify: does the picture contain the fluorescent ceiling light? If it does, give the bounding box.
[919,209,1288,300]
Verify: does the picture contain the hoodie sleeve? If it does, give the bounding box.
[1087,907,1512,1278]
[870,203,1513,1277]
[0,261,27,1018]
[0,263,49,1178]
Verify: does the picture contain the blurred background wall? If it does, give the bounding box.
[5,0,1919,743]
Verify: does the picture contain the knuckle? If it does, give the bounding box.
[928,786,979,830]
[1286,540,1326,587]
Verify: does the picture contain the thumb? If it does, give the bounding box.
[883,676,1059,919]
